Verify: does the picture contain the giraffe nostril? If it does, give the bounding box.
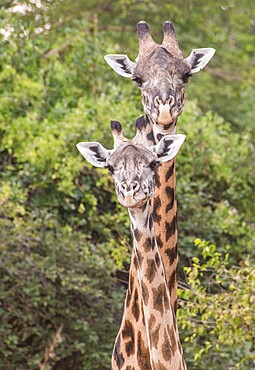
[131,181,140,193]
[168,95,175,107]
[154,96,161,107]
[120,182,127,192]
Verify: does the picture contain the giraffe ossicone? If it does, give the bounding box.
[77,121,186,369]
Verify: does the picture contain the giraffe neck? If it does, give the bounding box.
[153,157,178,313]
[140,114,179,314]
[130,201,185,369]
[112,200,186,370]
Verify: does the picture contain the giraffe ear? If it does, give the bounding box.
[104,54,135,78]
[185,48,216,74]
[76,142,111,168]
[150,134,186,162]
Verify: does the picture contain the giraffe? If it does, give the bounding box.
[104,21,216,312]
[76,120,186,369]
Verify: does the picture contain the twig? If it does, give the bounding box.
[39,325,63,370]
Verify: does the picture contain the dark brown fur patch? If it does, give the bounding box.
[141,306,146,326]
[162,329,172,361]
[155,252,160,267]
[141,281,149,306]
[174,298,178,314]
[142,237,152,252]
[165,216,176,241]
[137,331,152,370]
[133,228,142,242]
[129,274,134,294]
[164,123,172,130]
[155,170,161,188]
[136,249,144,265]
[133,255,138,269]
[122,320,135,357]
[165,244,177,266]
[145,258,157,283]
[151,236,156,250]
[122,320,135,340]
[152,195,162,224]
[165,161,175,181]
[132,288,140,322]
[148,215,153,231]
[149,315,160,349]
[169,271,177,292]
[152,283,168,312]
[156,235,163,249]
[165,186,175,212]
[125,340,135,358]
[146,130,155,144]
[113,335,125,369]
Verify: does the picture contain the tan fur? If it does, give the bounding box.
[153,159,178,313]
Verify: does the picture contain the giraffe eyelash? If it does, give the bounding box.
[105,165,114,174]
[182,73,192,84]
[132,76,143,87]
[148,160,159,171]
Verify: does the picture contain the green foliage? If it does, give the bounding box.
[178,239,255,369]
[177,102,255,261]
[0,1,254,369]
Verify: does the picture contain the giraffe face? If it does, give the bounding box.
[104,21,215,128]
[106,143,157,208]
[132,47,191,127]
[77,132,185,209]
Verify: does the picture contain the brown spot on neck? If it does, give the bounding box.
[137,331,152,370]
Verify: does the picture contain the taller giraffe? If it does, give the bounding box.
[77,121,186,369]
[105,21,215,312]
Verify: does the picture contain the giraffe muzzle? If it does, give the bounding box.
[154,95,177,125]
[118,181,147,208]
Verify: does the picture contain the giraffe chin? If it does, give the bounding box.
[157,112,174,125]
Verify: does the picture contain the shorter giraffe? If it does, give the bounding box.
[77,121,186,370]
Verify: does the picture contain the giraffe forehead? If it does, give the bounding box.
[134,47,190,79]
[107,144,156,167]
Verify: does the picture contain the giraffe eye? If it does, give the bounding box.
[132,76,143,87]
[182,73,192,84]
[106,165,114,174]
[149,160,159,171]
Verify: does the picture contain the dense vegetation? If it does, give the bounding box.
[0,1,254,369]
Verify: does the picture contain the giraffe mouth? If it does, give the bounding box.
[118,194,147,209]
[157,105,174,125]
[151,106,178,126]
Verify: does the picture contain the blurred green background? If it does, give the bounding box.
[0,1,254,369]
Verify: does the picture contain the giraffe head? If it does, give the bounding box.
[105,21,215,129]
[77,120,185,208]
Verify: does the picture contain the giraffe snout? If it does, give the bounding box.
[120,181,140,195]
[154,95,176,125]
